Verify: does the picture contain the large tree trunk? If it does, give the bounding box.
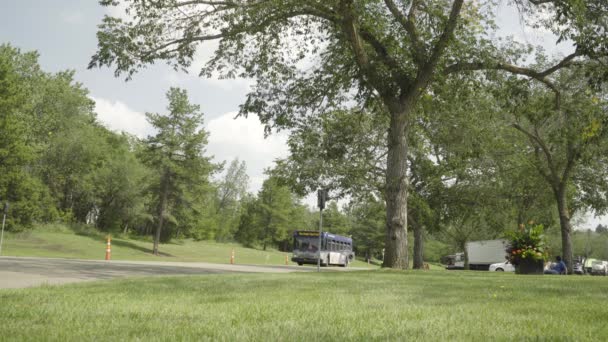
[383,112,409,269]
[413,224,424,269]
[556,188,573,274]
[153,173,169,256]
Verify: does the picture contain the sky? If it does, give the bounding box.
[0,1,603,228]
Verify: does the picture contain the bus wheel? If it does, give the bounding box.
[297,262,303,266]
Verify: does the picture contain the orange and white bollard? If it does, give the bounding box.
[230,248,235,264]
[105,236,112,261]
[285,254,289,265]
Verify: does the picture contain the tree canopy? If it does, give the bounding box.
[90,0,608,268]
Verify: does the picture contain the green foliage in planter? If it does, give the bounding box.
[506,223,548,266]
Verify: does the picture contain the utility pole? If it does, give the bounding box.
[317,189,328,272]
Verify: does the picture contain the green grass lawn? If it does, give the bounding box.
[1,271,606,341]
[0,227,377,268]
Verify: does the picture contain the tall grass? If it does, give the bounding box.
[1,271,606,341]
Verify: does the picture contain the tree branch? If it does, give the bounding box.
[340,1,371,76]
[407,0,464,102]
[512,123,559,188]
[424,0,464,73]
[539,51,580,77]
[383,0,425,65]
[445,61,567,108]
[358,27,410,83]
[445,51,582,109]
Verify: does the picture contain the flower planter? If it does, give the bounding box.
[515,258,544,275]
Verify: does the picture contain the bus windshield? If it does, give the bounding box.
[294,236,319,252]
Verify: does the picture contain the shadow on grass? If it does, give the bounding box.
[111,239,175,257]
[66,224,174,258]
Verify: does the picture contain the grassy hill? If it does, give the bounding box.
[0,225,379,268]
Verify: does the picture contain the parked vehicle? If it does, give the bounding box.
[572,256,587,275]
[444,240,510,271]
[591,260,608,276]
[584,258,598,274]
[489,260,515,272]
[467,240,510,271]
[573,261,585,275]
[444,253,464,270]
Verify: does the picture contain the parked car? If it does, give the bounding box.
[489,260,515,272]
[591,260,608,276]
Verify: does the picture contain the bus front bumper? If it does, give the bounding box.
[292,257,323,265]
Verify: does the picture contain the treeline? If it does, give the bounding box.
[0,45,276,247]
[4,42,608,263]
[0,44,382,256]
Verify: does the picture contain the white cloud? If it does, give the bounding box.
[206,112,289,193]
[91,96,155,138]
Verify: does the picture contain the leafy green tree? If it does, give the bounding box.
[235,177,298,250]
[0,45,57,228]
[499,68,608,272]
[234,197,262,247]
[91,0,608,268]
[93,133,152,233]
[346,196,386,261]
[215,158,249,241]
[42,123,111,222]
[141,88,216,255]
[273,107,387,200]
[256,177,295,250]
[317,201,351,236]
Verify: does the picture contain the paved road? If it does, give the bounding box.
[0,257,360,289]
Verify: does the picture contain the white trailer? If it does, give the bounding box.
[466,239,509,270]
